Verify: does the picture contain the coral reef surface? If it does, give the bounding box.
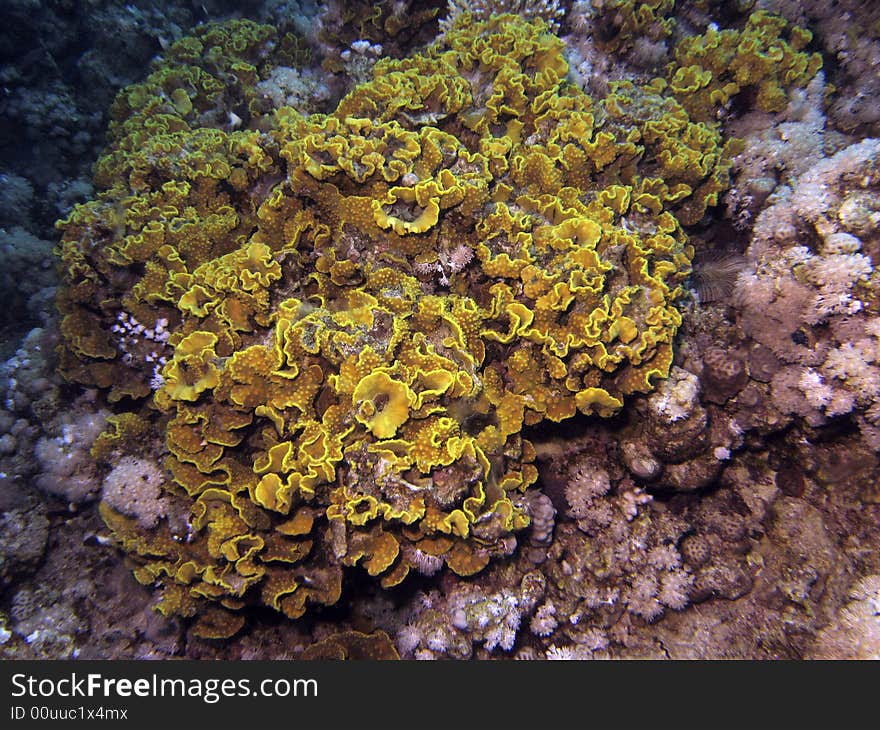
[0,0,878,660]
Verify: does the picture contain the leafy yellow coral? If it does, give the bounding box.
[352,371,418,438]
[589,0,676,54]
[56,14,716,631]
[667,10,823,122]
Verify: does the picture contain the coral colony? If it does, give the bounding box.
[0,0,878,659]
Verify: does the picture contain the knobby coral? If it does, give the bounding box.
[55,13,732,636]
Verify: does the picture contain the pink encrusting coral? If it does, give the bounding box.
[735,139,880,444]
[101,456,169,529]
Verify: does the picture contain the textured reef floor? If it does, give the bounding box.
[0,0,878,659]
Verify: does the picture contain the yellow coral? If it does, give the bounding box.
[159,331,221,403]
[667,10,823,122]
[57,13,704,631]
